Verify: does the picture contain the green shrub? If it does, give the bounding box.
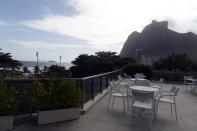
[0,74,20,116]
[32,79,84,111]
[153,54,197,72]
[152,70,195,82]
[123,64,152,78]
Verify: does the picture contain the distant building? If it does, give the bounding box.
[140,55,160,65]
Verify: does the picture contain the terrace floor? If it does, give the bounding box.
[13,83,197,131]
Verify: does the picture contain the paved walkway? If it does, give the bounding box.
[13,83,197,131]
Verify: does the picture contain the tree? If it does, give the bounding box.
[34,66,40,76]
[70,51,136,77]
[153,54,197,72]
[44,65,70,78]
[124,64,152,78]
[0,49,21,70]
[42,66,48,76]
[23,66,29,73]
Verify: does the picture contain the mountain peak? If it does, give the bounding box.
[151,20,168,28]
[142,20,168,34]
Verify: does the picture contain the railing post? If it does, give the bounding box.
[99,77,103,94]
[109,74,112,81]
[80,79,84,109]
[106,76,109,89]
[91,78,95,100]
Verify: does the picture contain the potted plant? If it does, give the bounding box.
[0,75,20,130]
[33,79,84,125]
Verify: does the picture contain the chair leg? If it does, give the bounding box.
[174,103,178,121]
[154,101,159,120]
[123,96,125,113]
[153,101,157,121]
[107,93,112,109]
[170,104,172,115]
[126,88,129,109]
[127,95,129,109]
[150,111,154,129]
[112,96,115,107]
[130,108,135,126]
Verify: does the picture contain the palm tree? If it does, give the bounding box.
[0,49,21,70]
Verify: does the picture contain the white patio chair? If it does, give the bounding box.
[193,78,197,93]
[184,76,194,91]
[123,73,132,78]
[152,78,163,96]
[159,78,164,83]
[131,90,155,129]
[118,75,123,81]
[152,85,162,97]
[134,73,145,79]
[154,86,179,120]
[107,81,127,112]
[119,78,132,107]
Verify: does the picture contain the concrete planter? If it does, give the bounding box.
[38,108,80,125]
[0,116,13,130]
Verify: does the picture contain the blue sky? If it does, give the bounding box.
[1,0,197,62]
[0,0,96,62]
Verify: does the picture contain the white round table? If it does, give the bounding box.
[152,85,162,89]
[130,86,159,92]
[131,78,146,81]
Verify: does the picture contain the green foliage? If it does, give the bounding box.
[0,70,23,78]
[113,58,136,68]
[0,74,20,116]
[0,49,22,78]
[0,49,21,70]
[23,66,30,73]
[153,54,197,72]
[71,51,135,77]
[32,79,84,111]
[152,70,195,82]
[124,64,152,78]
[34,66,40,75]
[43,65,70,78]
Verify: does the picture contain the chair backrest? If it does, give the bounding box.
[135,73,145,79]
[123,73,131,78]
[184,76,193,83]
[159,78,164,83]
[122,78,132,85]
[118,75,123,80]
[132,90,154,103]
[109,81,119,90]
[110,80,128,94]
[133,79,151,87]
[170,86,179,96]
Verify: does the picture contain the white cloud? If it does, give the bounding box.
[0,21,8,26]
[10,40,89,49]
[22,0,197,52]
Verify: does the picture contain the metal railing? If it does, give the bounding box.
[5,69,123,115]
[79,70,122,104]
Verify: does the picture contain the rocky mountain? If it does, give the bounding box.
[120,20,197,61]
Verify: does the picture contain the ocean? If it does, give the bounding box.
[21,61,72,71]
